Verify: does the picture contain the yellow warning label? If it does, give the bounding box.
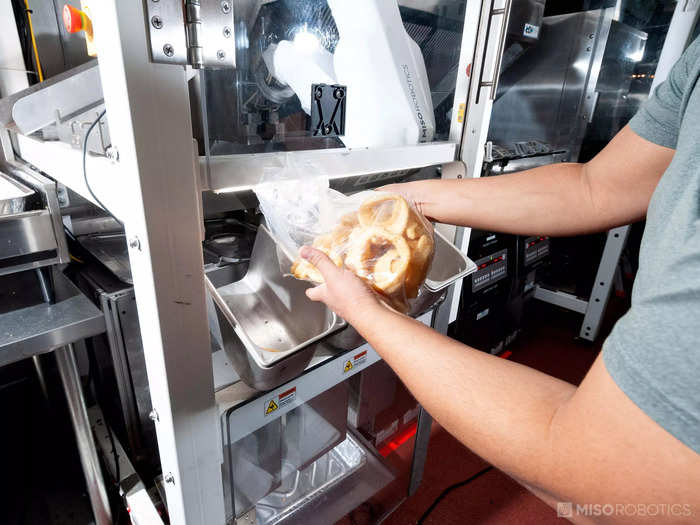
[457,103,466,123]
[344,360,353,373]
[265,399,278,415]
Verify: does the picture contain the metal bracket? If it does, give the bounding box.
[477,0,513,103]
[145,0,235,69]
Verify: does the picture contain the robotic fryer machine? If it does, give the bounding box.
[0,0,515,523]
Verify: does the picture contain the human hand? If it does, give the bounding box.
[299,246,382,323]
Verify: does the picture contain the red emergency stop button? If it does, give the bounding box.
[63,4,87,33]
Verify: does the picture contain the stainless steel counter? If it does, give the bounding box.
[0,269,105,367]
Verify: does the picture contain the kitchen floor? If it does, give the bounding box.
[352,296,628,525]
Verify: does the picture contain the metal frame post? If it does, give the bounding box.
[579,225,629,341]
[56,344,112,525]
[90,2,225,523]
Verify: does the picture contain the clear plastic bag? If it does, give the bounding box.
[254,163,434,313]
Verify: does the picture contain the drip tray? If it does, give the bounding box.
[253,433,394,525]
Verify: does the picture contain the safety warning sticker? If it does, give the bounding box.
[343,350,368,373]
[265,399,278,415]
[264,386,297,416]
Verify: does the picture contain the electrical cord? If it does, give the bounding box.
[416,466,494,525]
[22,0,43,82]
[83,110,123,226]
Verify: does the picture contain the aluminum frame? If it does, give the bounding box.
[87,2,226,523]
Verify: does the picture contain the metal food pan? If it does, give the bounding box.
[207,225,346,391]
[327,228,476,350]
[0,170,34,216]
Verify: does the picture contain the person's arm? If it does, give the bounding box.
[383,126,674,236]
[299,249,700,523]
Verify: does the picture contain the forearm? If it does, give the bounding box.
[349,305,576,486]
[408,163,615,236]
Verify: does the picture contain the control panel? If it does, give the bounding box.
[471,249,508,292]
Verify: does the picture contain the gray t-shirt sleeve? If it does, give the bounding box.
[603,38,700,454]
[628,38,699,149]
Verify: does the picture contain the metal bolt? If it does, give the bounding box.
[151,16,163,29]
[221,0,231,13]
[323,124,332,135]
[586,46,591,52]
[588,33,594,39]
[149,409,159,422]
[163,44,174,57]
[216,49,226,61]
[333,87,344,99]
[223,26,232,38]
[105,146,119,162]
[164,473,175,485]
[128,237,141,250]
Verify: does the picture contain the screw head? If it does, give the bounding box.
[163,43,174,57]
[151,15,163,29]
[216,50,226,61]
[586,46,592,52]
[223,26,232,38]
[323,124,332,135]
[314,87,323,100]
[333,87,344,99]
[164,473,175,485]
[128,237,141,250]
[221,0,231,13]
[105,146,119,162]
[148,409,159,422]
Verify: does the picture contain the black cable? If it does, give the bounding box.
[416,466,494,525]
[82,110,123,226]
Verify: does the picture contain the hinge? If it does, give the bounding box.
[145,0,235,69]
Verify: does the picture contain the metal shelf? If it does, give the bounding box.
[0,269,105,367]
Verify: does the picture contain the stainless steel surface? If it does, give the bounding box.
[483,151,568,175]
[0,162,71,274]
[79,233,132,284]
[488,10,607,157]
[100,288,155,463]
[282,383,348,472]
[478,0,514,101]
[0,269,106,367]
[202,142,457,195]
[0,170,34,215]
[208,225,346,390]
[0,210,57,264]
[55,344,112,525]
[0,60,98,131]
[6,61,103,135]
[227,419,283,518]
[424,228,477,292]
[145,0,235,68]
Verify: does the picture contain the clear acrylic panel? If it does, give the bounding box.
[202,0,468,156]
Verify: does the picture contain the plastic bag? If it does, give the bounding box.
[254,164,434,313]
